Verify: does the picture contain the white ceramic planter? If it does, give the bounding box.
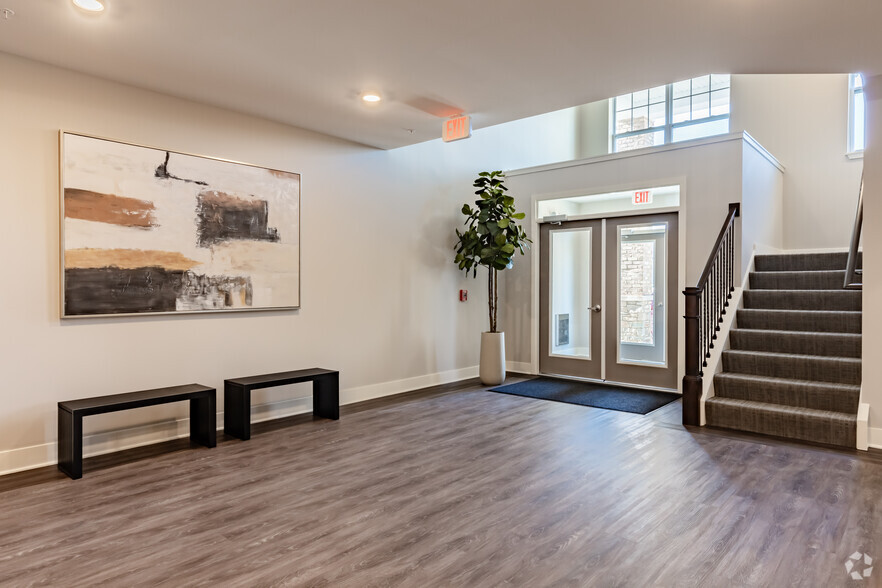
[480,331,506,386]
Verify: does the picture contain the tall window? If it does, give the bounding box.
[613,74,731,153]
[849,73,866,154]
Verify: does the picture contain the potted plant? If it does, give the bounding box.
[454,171,531,385]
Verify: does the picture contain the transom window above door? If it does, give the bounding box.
[612,74,731,153]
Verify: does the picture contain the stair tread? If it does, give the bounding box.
[714,372,862,390]
[736,308,862,334]
[749,270,848,290]
[756,251,863,268]
[744,289,858,293]
[751,269,845,274]
[731,328,861,337]
[713,372,860,413]
[722,349,861,363]
[711,252,862,448]
[738,308,861,315]
[705,397,857,420]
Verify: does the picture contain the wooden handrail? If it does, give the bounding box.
[682,202,740,426]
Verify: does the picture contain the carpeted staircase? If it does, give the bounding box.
[705,252,862,448]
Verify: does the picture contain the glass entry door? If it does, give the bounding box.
[604,214,678,389]
[539,213,678,390]
[538,220,602,380]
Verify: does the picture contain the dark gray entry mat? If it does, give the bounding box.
[490,376,679,415]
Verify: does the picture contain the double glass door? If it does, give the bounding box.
[539,213,678,390]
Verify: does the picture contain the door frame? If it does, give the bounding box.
[528,179,688,393]
[538,219,604,380]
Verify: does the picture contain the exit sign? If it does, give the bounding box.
[633,190,653,205]
[443,115,471,142]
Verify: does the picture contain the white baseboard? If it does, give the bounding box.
[0,365,481,477]
[857,404,870,450]
[506,361,534,374]
[341,365,478,405]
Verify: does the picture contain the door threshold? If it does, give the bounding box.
[538,372,679,394]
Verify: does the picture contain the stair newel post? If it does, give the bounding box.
[683,286,702,426]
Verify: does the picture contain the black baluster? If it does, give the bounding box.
[716,255,723,329]
[723,233,729,309]
[729,227,734,296]
[698,290,704,375]
[719,246,725,320]
[701,289,708,367]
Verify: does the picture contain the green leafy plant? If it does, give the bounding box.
[454,171,531,333]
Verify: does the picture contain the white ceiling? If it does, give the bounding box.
[0,0,879,149]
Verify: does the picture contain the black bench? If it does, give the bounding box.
[224,368,339,440]
[58,384,216,479]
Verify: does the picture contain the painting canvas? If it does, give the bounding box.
[61,132,300,317]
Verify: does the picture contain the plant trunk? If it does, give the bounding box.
[488,267,498,333]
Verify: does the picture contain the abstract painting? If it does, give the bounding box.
[61,132,300,317]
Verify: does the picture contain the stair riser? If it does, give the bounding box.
[750,271,846,290]
[743,290,861,311]
[722,352,861,385]
[729,330,861,358]
[754,252,860,272]
[713,375,859,413]
[736,309,861,334]
[706,402,856,448]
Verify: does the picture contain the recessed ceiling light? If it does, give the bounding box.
[73,0,105,13]
[362,92,382,103]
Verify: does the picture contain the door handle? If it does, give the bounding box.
[590,305,602,313]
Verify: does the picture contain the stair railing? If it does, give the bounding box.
[682,202,740,426]
[844,173,863,290]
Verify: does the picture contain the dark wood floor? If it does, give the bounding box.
[2,377,881,587]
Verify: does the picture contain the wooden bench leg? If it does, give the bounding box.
[224,382,251,440]
[190,391,217,448]
[314,372,339,420]
[58,408,83,480]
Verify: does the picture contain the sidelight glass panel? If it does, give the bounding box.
[550,228,593,359]
[618,223,667,366]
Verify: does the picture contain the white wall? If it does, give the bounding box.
[741,139,786,259]
[574,75,861,250]
[0,52,579,473]
[502,134,784,365]
[575,100,610,159]
[861,74,882,448]
[730,74,864,249]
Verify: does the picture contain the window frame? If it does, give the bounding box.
[847,73,865,158]
[612,75,731,153]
